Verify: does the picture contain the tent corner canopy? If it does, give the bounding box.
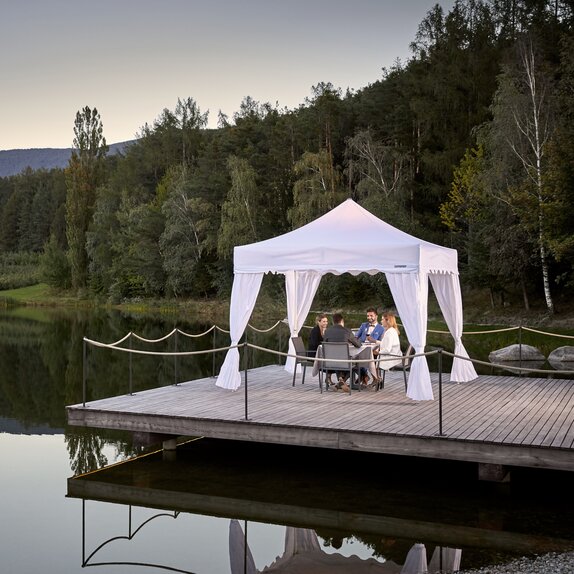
[216,199,477,395]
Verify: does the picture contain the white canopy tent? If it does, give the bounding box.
[216,199,477,400]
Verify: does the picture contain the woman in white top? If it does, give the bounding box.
[377,311,402,371]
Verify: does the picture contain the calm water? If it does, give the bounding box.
[1,307,573,574]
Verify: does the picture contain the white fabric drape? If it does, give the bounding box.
[428,547,462,573]
[216,272,264,390]
[386,272,433,400]
[285,270,323,373]
[229,520,257,574]
[430,273,478,383]
[401,543,428,574]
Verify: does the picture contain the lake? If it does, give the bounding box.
[1,307,573,573]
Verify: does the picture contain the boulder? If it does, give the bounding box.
[548,346,574,362]
[488,344,545,363]
[548,346,574,371]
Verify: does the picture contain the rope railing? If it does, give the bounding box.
[84,336,237,356]
[89,321,574,344]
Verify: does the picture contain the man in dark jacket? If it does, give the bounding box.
[323,313,361,390]
[324,313,362,347]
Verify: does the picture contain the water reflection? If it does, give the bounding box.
[67,438,574,572]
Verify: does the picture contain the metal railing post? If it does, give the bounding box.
[128,334,133,395]
[437,349,446,437]
[278,325,282,365]
[212,328,216,378]
[82,339,87,407]
[173,329,179,386]
[243,340,250,421]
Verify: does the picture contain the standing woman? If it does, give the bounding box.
[377,311,402,372]
[308,314,329,356]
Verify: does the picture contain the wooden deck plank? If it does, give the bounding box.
[460,376,539,439]
[547,390,574,448]
[418,377,520,441]
[514,380,573,446]
[67,365,574,471]
[503,379,572,445]
[479,379,555,444]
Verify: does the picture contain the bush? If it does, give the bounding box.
[39,235,71,289]
[0,251,40,290]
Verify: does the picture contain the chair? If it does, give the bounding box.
[320,342,360,394]
[377,344,414,391]
[291,336,314,386]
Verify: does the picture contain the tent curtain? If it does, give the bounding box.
[386,272,433,400]
[216,272,264,390]
[430,273,478,383]
[285,270,323,373]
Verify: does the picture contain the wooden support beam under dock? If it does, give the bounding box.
[67,365,574,472]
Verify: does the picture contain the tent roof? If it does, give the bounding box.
[234,199,458,275]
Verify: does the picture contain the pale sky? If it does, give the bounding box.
[1,0,454,151]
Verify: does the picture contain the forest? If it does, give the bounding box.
[1,0,574,315]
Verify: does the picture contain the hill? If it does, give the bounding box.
[0,140,135,178]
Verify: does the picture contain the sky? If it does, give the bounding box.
[1,0,454,151]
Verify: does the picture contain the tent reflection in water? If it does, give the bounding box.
[217,199,477,400]
[229,520,461,573]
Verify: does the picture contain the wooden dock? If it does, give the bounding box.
[66,365,574,472]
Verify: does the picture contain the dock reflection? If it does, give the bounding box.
[67,438,574,572]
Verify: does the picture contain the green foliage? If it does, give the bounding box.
[159,165,218,297]
[217,155,261,260]
[39,234,71,289]
[289,150,346,227]
[0,251,40,290]
[65,106,108,290]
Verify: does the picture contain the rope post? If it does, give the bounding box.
[212,328,216,378]
[173,329,179,386]
[518,323,523,366]
[278,325,282,365]
[128,334,133,396]
[437,349,446,437]
[243,340,250,421]
[82,338,87,407]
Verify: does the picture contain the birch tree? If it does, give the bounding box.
[217,156,260,260]
[288,150,345,228]
[487,37,556,313]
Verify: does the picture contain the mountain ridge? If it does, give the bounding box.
[0,140,135,178]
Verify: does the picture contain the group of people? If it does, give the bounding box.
[307,307,402,392]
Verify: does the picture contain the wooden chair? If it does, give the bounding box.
[377,344,414,391]
[291,336,313,386]
[320,342,360,394]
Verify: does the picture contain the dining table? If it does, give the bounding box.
[311,342,378,379]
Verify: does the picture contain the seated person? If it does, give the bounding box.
[355,307,385,343]
[377,311,402,371]
[323,313,361,390]
[356,307,385,385]
[308,313,328,357]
